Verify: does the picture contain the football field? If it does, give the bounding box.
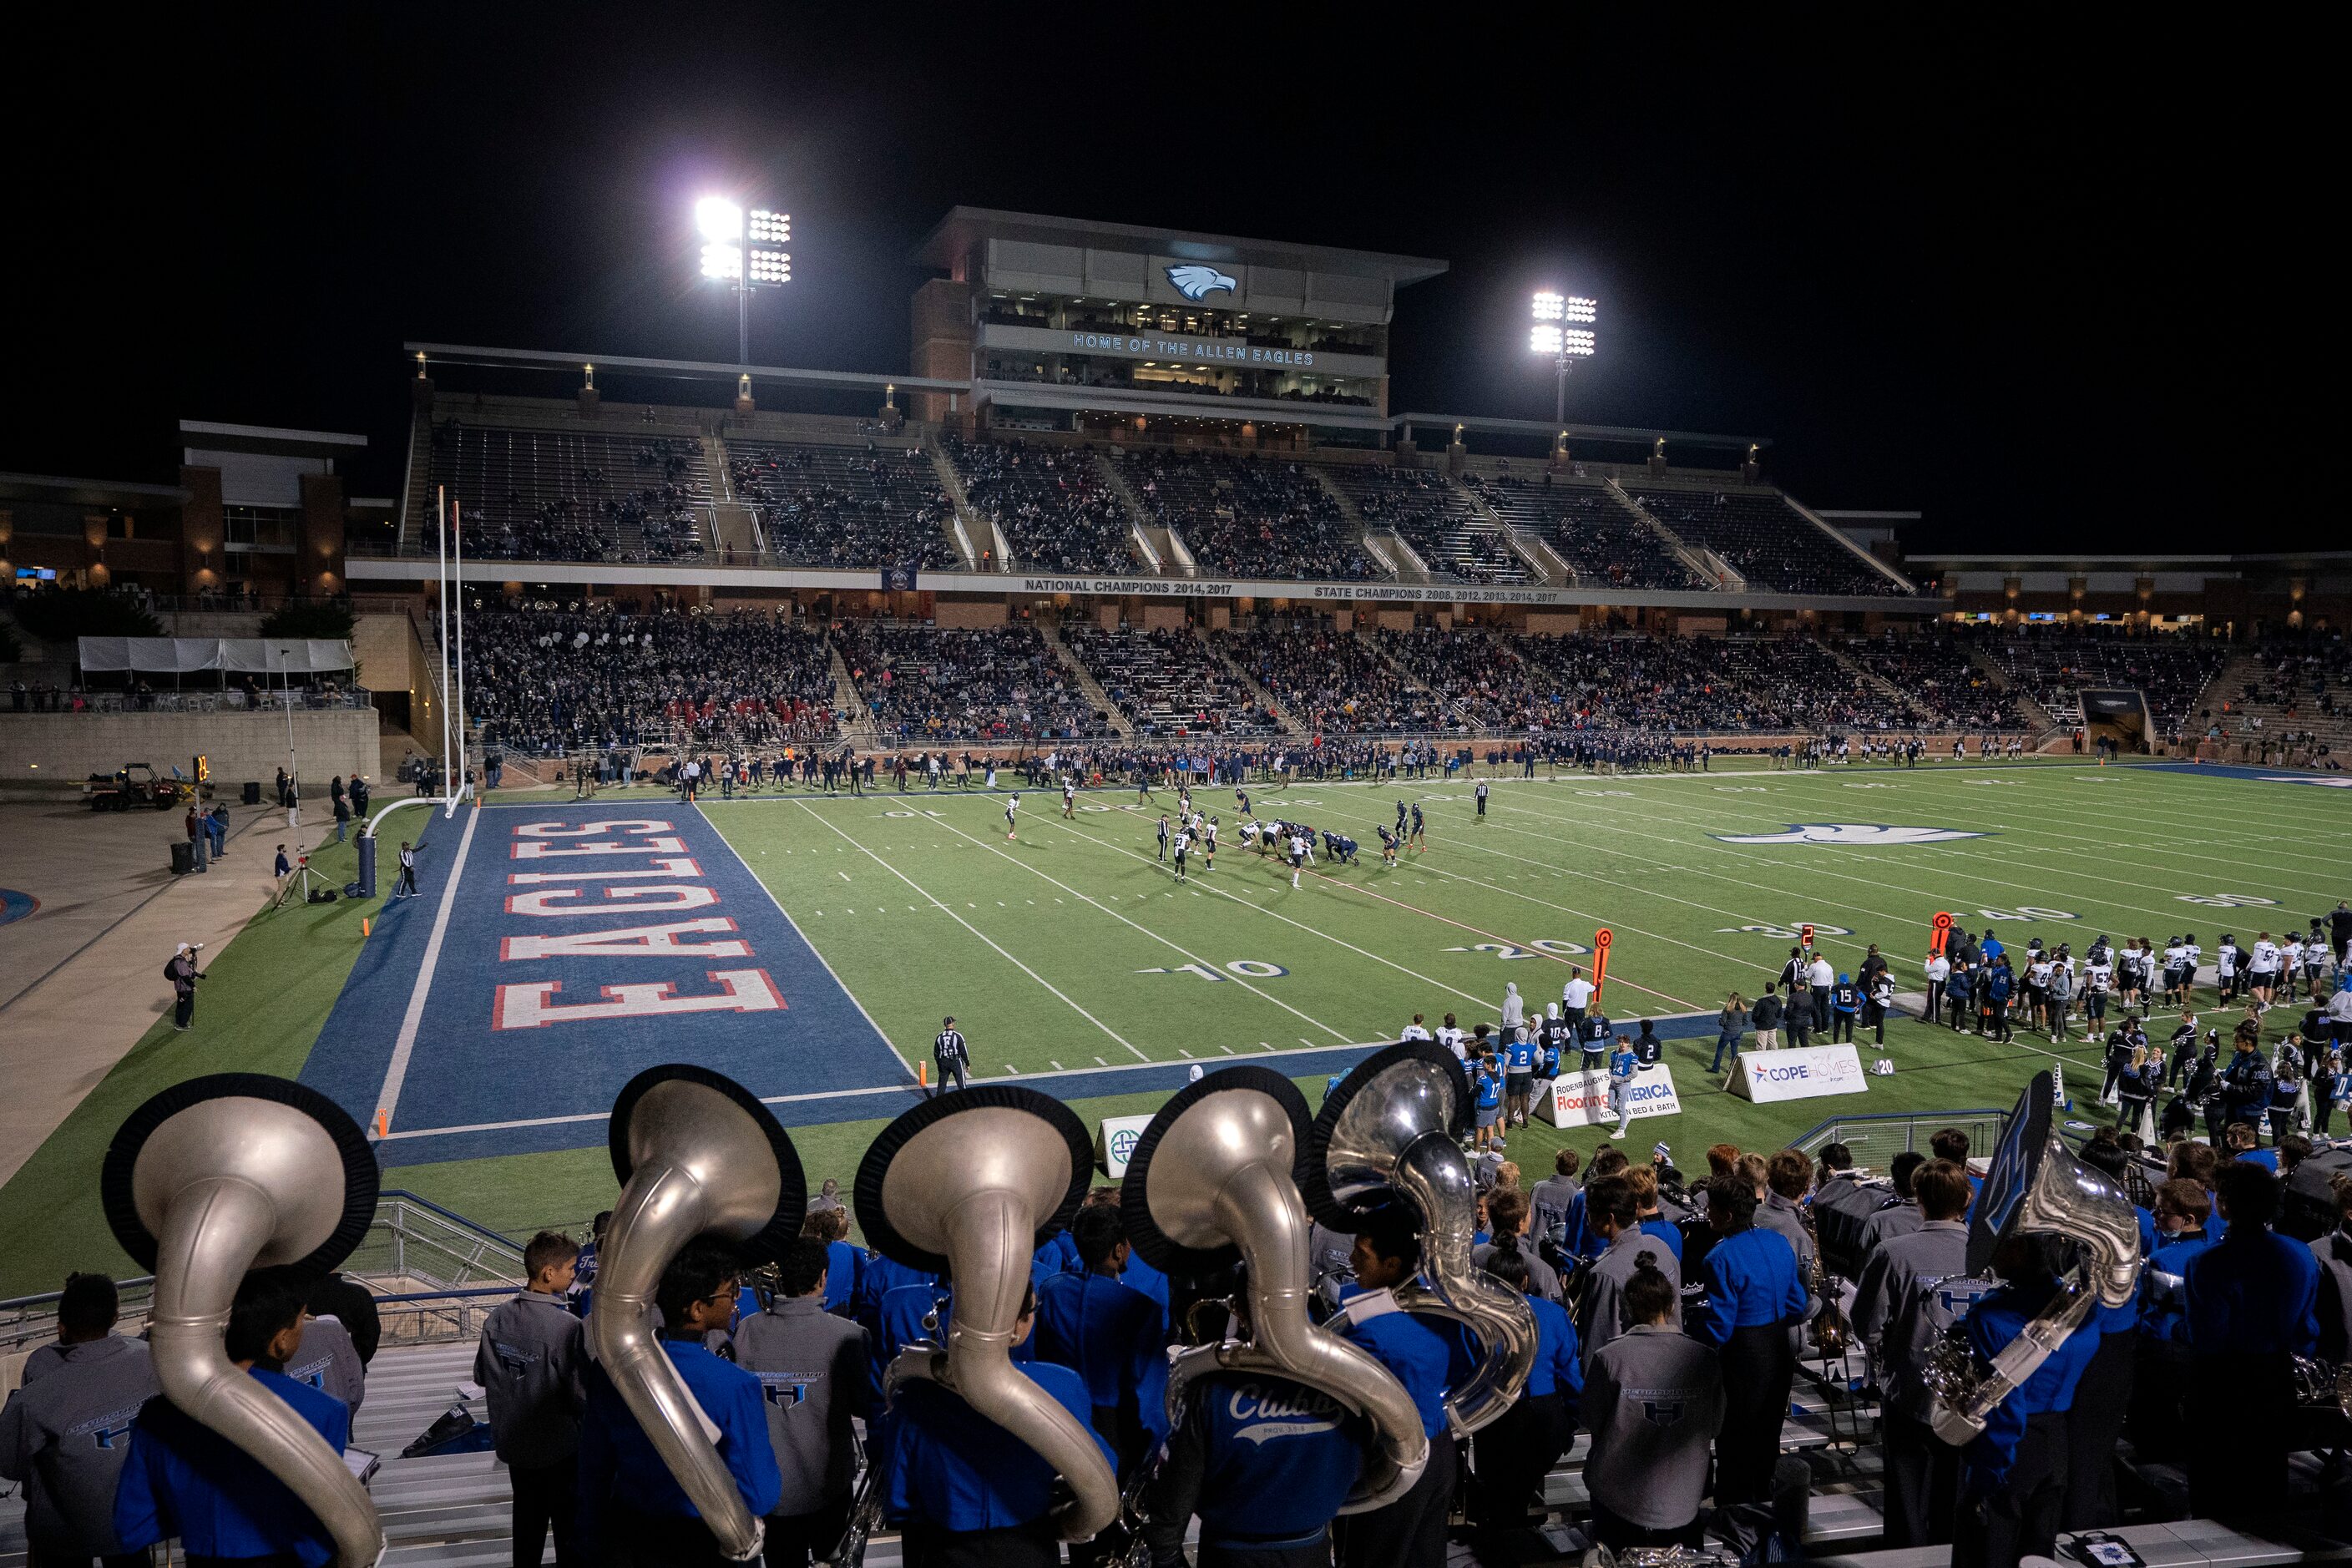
[3,757,2346,1294]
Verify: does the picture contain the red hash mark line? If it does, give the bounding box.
[1300,867,1700,1010]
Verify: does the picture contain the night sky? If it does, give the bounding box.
[12,9,2314,551]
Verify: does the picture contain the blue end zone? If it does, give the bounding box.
[2135,761,2352,786]
[301,803,912,1166]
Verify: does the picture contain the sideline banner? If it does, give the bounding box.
[1729,1043,1869,1104]
[1537,1063,1682,1128]
[1098,1113,1156,1177]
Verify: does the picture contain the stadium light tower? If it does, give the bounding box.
[1530,291,1597,424]
[695,195,792,367]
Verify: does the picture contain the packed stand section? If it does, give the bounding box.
[1972,625,2230,732]
[944,436,1138,574]
[1323,466,1529,584]
[1212,620,1455,732]
[835,621,1110,741]
[1373,625,1545,731]
[1125,450,1382,582]
[1059,625,1284,736]
[2227,632,2351,753]
[1835,633,2017,729]
[726,441,956,569]
[1499,631,1900,732]
[456,601,837,756]
[1624,485,1901,595]
[1467,473,1708,589]
[428,424,711,564]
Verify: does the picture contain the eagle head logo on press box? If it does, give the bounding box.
[1166,264,1239,301]
[1713,822,1987,846]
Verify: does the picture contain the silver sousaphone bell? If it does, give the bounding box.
[100,1074,387,1568]
[1304,1041,1538,1434]
[855,1084,1120,1542]
[1120,1065,1429,1511]
[594,1064,807,1561]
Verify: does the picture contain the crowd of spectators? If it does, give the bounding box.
[1468,474,1707,590]
[834,622,1110,741]
[1624,487,1903,596]
[729,443,957,570]
[1333,468,1529,584]
[1212,621,1454,732]
[1059,625,1284,736]
[945,437,1137,574]
[455,601,838,756]
[1126,451,1382,582]
[1372,625,1540,730]
[979,358,1374,406]
[1834,633,2017,729]
[1970,625,2230,731]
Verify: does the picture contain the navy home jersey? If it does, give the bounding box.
[1141,1372,1368,1559]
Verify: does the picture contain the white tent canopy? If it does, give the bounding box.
[77,637,355,674]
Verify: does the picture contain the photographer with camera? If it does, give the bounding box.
[165,942,206,1032]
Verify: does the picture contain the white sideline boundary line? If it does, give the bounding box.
[694,802,919,1086]
[373,804,483,1135]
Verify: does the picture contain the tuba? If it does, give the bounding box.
[1921,1072,2140,1446]
[854,1084,1120,1542]
[1797,1201,1852,1358]
[1120,1065,1429,1516]
[100,1075,387,1568]
[592,1064,807,1561]
[1302,1041,1537,1434]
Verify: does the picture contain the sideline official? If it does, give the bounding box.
[933,1017,969,1095]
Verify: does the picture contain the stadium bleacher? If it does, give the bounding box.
[1322,466,1530,584]
[1971,625,2229,732]
[726,440,957,569]
[428,425,711,564]
[944,436,1139,574]
[1211,621,1455,732]
[834,621,1111,741]
[1467,473,1709,589]
[1125,450,1382,582]
[1059,624,1284,736]
[1834,633,2019,730]
[1625,485,1902,595]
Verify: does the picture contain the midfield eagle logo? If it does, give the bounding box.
[1166,264,1239,301]
[1712,822,1987,845]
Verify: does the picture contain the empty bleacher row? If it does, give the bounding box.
[1058,625,1285,736]
[427,425,711,564]
[727,441,958,570]
[1324,466,1530,584]
[834,621,1111,741]
[943,435,1136,574]
[1467,473,1711,589]
[1626,485,1902,596]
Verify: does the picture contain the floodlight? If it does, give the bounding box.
[701,243,742,281]
[1532,291,1565,321]
[1530,324,1564,356]
[695,197,744,242]
[748,210,792,244]
[1565,296,1598,323]
[1562,327,1596,357]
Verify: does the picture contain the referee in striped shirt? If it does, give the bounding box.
[932,1016,969,1096]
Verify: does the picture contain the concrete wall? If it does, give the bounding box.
[0,710,382,792]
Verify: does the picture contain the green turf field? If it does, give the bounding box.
[3,759,2344,1298]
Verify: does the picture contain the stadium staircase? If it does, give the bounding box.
[1602,479,1729,588]
[1965,644,2057,734]
[1037,620,1137,738]
[704,434,762,561]
[1453,479,1563,585]
[1082,455,1180,579]
[828,649,883,748]
[923,443,989,570]
[1817,640,1930,722]
[1354,626,1454,717]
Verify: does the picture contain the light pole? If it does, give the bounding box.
[1530,291,1597,425]
[696,197,792,368]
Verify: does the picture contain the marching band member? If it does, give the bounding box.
[1329,1211,1454,1568]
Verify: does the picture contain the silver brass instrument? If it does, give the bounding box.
[594,1065,807,1561]
[1798,1200,1852,1357]
[101,1074,387,1568]
[1120,1065,1430,1517]
[853,1084,1120,1543]
[1920,1072,2140,1446]
[1304,1040,1538,1434]
[2291,1356,2352,1417]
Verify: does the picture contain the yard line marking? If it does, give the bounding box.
[791,801,1145,1060]
[1050,1060,1063,1070]
[373,802,483,1134]
[923,813,1353,1045]
[698,806,918,1084]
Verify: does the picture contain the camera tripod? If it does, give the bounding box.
[271,857,330,911]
